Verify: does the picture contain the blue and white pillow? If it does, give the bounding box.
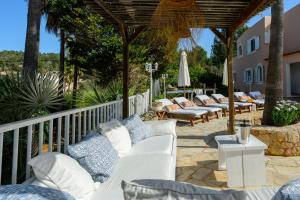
[67,134,119,183]
[122,114,152,144]
[273,178,300,200]
[0,184,75,200]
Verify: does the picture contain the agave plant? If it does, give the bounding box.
[18,73,64,117]
[0,73,64,124]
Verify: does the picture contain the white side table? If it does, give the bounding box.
[215,134,267,187]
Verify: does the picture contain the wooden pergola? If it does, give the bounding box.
[84,0,274,134]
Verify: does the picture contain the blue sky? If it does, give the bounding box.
[0,0,299,56]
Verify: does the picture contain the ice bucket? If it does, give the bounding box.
[235,120,252,144]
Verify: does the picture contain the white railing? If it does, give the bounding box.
[0,90,149,185]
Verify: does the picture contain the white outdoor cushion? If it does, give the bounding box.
[211,93,225,100]
[169,109,207,117]
[245,187,279,200]
[144,120,177,136]
[249,91,262,98]
[28,152,96,200]
[195,95,211,102]
[205,103,231,109]
[234,92,247,98]
[127,135,175,156]
[89,154,175,200]
[98,119,132,157]
[254,99,265,105]
[173,97,189,105]
[157,99,173,106]
[234,102,253,107]
[184,106,222,113]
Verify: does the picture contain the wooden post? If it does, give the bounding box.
[226,29,235,134]
[121,25,129,118]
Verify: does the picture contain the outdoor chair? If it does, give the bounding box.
[234,92,264,109]
[211,93,253,114]
[173,97,221,120]
[194,95,239,117]
[249,91,265,110]
[157,98,208,126]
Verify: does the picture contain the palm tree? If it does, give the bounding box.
[262,0,284,125]
[44,1,66,95]
[23,0,43,76]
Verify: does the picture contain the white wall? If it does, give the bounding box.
[290,62,300,95]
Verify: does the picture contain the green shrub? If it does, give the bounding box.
[272,100,299,126]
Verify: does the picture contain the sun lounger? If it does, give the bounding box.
[157,99,208,126]
[211,93,253,113]
[194,95,239,116]
[249,91,265,109]
[235,92,264,109]
[173,97,221,120]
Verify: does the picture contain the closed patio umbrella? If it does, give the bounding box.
[178,51,191,88]
[222,59,228,86]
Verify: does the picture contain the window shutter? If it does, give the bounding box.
[264,31,270,43]
[250,69,253,83]
[243,70,247,83]
[247,40,251,54]
[255,36,260,50]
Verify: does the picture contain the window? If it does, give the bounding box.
[264,30,270,43]
[244,68,253,84]
[237,44,243,57]
[256,64,264,83]
[247,36,260,54]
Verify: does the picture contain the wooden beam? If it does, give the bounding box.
[210,28,226,44]
[92,0,124,25]
[230,0,268,32]
[121,24,130,118]
[128,26,146,44]
[226,29,235,134]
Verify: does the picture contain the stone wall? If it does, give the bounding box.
[251,123,300,156]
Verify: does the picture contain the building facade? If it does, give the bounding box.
[233,4,300,97]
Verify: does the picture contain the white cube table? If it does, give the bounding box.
[215,134,267,188]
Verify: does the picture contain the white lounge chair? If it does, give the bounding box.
[157,99,208,126]
[211,93,253,113]
[234,92,264,109]
[173,97,222,120]
[194,95,239,116]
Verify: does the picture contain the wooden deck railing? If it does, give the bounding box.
[0,90,149,184]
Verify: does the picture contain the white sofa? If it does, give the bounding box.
[89,119,177,199]
[27,119,177,200]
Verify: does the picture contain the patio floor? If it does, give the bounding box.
[175,111,300,189]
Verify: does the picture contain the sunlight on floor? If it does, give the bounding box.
[175,111,300,189]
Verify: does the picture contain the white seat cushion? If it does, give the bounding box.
[158,99,174,106]
[206,103,238,109]
[128,135,175,156]
[184,106,222,113]
[169,109,207,117]
[234,102,253,107]
[254,99,265,105]
[90,154,175,200]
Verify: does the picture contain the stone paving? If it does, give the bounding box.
[175,111,300,189]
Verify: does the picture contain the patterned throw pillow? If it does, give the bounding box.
[218,97,229,103]
[182,100,196,108]
[239,96,254,103]
[0,184,75,200]
[67,133,119,183]
[165,104,180,112]
[273,178,300,200]
[203,98,216,105]
[122,114,153,144]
